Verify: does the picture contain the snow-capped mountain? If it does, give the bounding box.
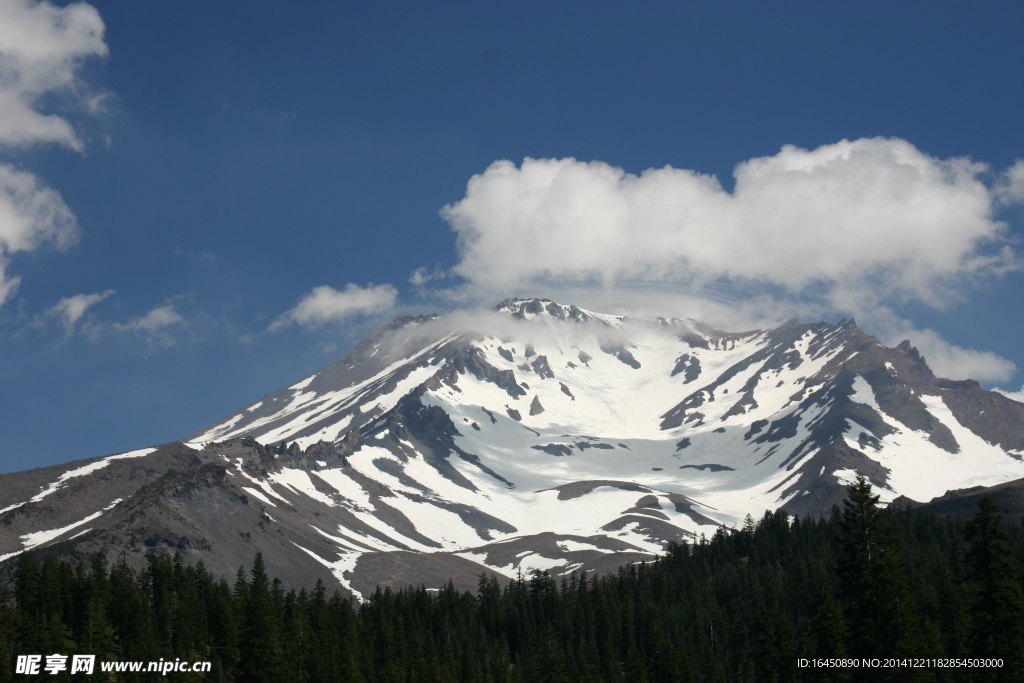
[3,298,1023,596]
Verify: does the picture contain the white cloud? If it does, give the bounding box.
[0,0,108,150]
[44,288,112,333]
[0,0,108,309]
[269,283,398,331]
[0,163,78,305]
[441,138,1017,310]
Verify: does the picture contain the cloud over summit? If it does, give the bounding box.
[433,137,1024,384]
[442,138,1017,309]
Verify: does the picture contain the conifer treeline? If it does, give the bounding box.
[1,478,1023,682]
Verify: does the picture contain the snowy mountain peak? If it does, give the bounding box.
[494,297,616,325]
[3,301,1023,597]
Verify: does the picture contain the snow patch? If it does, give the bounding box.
[30,449,156,503]
[2,496,125,561]
[292,543,365,601]
[241,487,276,507]
[833,468,859,486]
[269,468,338,507]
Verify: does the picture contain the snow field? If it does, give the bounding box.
[472,326,765,440]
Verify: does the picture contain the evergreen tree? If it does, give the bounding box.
[36,554,76,658]
[78,553,120,679]
[238,553,283,683]
[807,563,850,683]
[647,627,680,683]
[836,475,923,678]
[0,584,16,683]
[108,552,159,663]
[964,495,1024,681]
[13,552,39,653]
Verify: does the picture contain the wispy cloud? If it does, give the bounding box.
[269,283,398,331]
[996,159,1024,206]
[109,303,184,347]
[171,247,217,262]
[43,288,113,334]
[79,302,186,349]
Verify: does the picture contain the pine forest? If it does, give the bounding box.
[1,477,1022,682]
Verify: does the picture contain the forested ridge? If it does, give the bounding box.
[1,477,1022,682]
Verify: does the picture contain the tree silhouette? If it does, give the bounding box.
[964,495,1024,681]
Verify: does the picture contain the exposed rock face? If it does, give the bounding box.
[4,298,1024,597]
[671,354,701,383]
[0,441,340,590]
[531,355,555,379]
[529,396,545,416]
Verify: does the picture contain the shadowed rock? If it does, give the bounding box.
[529,396,545,416]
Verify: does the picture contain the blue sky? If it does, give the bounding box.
[1,0,1023,473]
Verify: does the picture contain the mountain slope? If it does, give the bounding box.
[3,298,1023,596]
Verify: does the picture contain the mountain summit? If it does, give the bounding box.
[3,298,1023,596]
